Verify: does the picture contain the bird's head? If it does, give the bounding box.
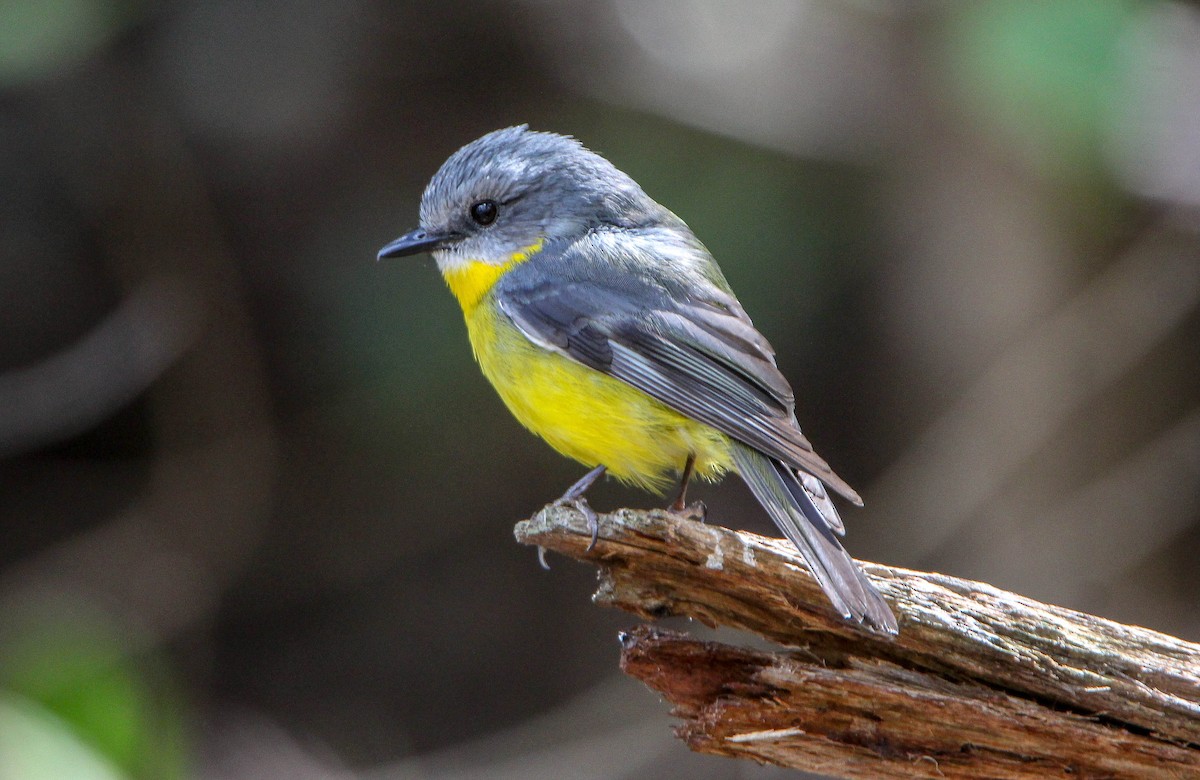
[377,125,661,273]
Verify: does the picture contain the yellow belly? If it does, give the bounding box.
[464,299,731,491]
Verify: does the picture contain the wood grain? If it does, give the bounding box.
[515,505,1200,778]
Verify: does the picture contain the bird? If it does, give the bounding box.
[378,126,897,635]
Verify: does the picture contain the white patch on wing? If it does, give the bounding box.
[586,227,711,279]
[499,296,573,354]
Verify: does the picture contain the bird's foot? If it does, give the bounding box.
[553,496,600,551]
[668,499,707,523]
[547,465,606,553]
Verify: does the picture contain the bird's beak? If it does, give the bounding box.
[377,227,459,260]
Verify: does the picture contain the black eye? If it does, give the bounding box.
[470,200,498,226]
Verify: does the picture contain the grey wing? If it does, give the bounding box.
[494,238,862,506]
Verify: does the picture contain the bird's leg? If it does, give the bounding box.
[549,464,606,558]
[668,454,707,521]
[669,453,695,511]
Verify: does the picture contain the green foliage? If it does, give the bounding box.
[0,609,187,780]
[944,0,1138,179]
[0,693,127,780]
[0,0,139,85]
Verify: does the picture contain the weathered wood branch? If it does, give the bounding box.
[514,506,1200,779]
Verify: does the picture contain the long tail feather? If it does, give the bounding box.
[730,442,897,634]
[797,470,845,536]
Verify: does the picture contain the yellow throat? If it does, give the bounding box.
[441,239,544,314]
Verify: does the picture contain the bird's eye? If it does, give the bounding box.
[470,200,498,226]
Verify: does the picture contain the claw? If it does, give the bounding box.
[537,545,550,570]
[582,500,599,550]
[670,499,707,523]
[554,496,600,551]
[549,464,606,552]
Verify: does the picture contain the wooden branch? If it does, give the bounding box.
[514,506,1200,779]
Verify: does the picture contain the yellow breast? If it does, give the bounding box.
[440,250,730,491]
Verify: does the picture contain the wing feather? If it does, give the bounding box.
[495,232,861,504]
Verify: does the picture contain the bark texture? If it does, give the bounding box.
[514,506,1200,779]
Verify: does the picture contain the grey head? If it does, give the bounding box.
[378,126,670,272]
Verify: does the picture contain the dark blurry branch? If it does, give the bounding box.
[0,81,278,642]
[953,407,1200,601]
[0,276,202,457]
[869,215,1200,564]
[515,506,1200,779]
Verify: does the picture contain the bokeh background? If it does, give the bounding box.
[1,1,1198,778]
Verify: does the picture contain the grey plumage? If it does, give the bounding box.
[496,227,895,633]
[495,228,861,503]
[383,126,897,635]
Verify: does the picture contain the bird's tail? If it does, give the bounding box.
[730,442,897,635]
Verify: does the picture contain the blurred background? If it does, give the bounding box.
[1,1,1197,778]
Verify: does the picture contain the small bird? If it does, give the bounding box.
[379,126,896,635]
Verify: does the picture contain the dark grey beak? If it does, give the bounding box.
[377,227,458,260]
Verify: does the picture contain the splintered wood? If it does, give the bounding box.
[515,506,1200,779]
